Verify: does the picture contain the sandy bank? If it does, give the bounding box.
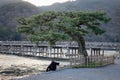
[0,54,69,80]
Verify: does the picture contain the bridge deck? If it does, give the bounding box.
[0,41,119,59]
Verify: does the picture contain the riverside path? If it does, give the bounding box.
[18,59,120,80]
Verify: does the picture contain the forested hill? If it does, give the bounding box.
[0,0,40,40]
[41,0,120,42]
[0,0,21,6]
[0,0,120,42]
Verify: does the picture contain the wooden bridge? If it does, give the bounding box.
[0,41,119,58]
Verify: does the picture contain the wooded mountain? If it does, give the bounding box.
[0,0,40,40]
[41,0,120,42]
[0,0,120,42]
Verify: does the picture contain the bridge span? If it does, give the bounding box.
[0,41,120,59]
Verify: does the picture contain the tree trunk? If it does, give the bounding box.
[68,32,88,64]
[77,36,88,64]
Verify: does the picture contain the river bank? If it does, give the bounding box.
[18,59,120,80]
[0,54,69,80]
[0,49,119,80]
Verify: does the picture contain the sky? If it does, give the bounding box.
[23,0,75,6]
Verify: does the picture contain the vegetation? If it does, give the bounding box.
[17,11,110,62]
[0,0,39,40]
[0,27,21,40]
[41,0,120,42]
[0,0,119,41]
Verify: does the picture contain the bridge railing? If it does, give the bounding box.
[0,41,119,66]
[0,41,120,49]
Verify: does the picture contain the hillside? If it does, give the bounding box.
[41,0,120,42]
[0,0,40,40]
[0,0,120,42]
[0,0,21,7]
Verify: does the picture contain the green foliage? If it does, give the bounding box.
[0,27,21,40]
[17,11,110,56]
[0,0,39,41]
[17,11,110,44]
